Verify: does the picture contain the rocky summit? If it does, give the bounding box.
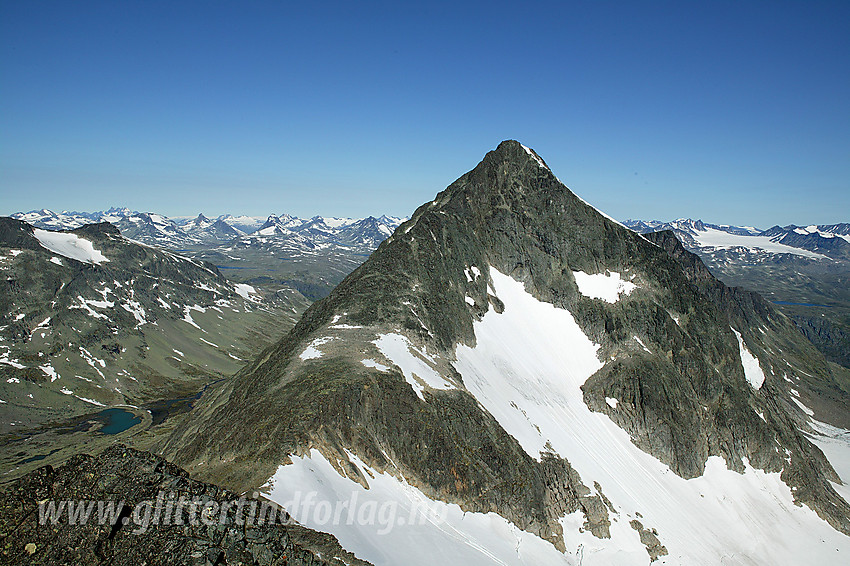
[156,141,850,565]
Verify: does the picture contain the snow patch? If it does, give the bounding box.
[731,328,766,389]
[121,300,147,326]
[791,396,815,416]
[0,351,26,368]
[299,337,335,361]
[573,270,637,303]
[520,143,548,169]
[234,283,259,301]
[39,364,60,382]
[70,296,113,320]
[633,335,651,353]
[374,333,455,400]
[361,359,390,372]
[33,229,109,264]
[182,305,206,329]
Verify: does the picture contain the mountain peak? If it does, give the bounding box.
[162,141,850,564]
[485,139,550,171]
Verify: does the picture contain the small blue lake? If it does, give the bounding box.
[771,301,833,308]
[93,407,142,435]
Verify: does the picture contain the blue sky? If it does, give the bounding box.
[1,1,848,227]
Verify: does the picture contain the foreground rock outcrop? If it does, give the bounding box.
[0,445,371,566]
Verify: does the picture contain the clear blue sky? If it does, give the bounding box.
[1,1,848,227]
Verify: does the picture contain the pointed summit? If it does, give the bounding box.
[488,139,550,170]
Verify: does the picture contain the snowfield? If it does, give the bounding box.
[572,271,637,303]
[690,227,826,258]
[265,450,572,566]
[33,229,109,264]
[373,333,455,400]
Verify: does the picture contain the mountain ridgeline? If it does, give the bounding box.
[161,141,850,563]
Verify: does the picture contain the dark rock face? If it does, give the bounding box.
[72,222,122,238]
[160,140,850,548]
[0,218,41,251]
[792,313,850,370]
[0,445,371,566]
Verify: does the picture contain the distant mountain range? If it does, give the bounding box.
[10,208,406,252]
[623,218,850,261]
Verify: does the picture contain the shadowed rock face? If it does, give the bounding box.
[160,140,850,551]
[0,445,372,566]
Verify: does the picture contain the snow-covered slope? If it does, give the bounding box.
[266,450,573,566]
[32,228,109,264]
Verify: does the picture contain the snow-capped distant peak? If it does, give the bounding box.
[319,217,359,229]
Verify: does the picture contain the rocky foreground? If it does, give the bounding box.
[0,445,371,566]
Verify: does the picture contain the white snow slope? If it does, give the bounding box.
[33,229,109,264]
[263,266,850,566]
[265,450,571,566]
[731,327,766,389]
[572,271,637,303]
